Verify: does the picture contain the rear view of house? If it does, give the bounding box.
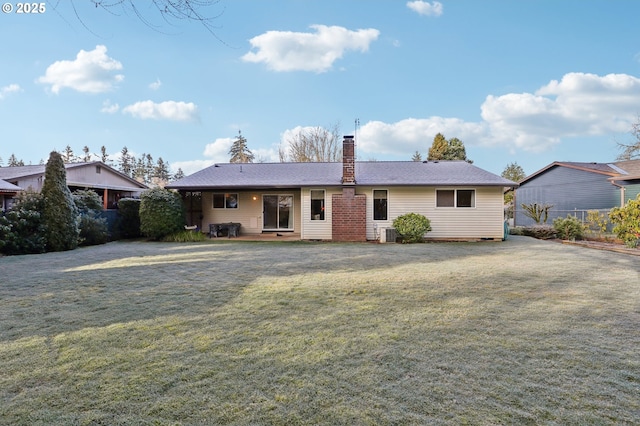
[167,136,517,242]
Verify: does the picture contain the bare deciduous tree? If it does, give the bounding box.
[279,123,342,162]
[52,1,225,40]
[616,117,640,160]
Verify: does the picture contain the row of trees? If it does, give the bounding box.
[0,145,185,187]
[0,151,197,255]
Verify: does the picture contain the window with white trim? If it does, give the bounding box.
[373,189,388,220]
[436,189,475,208]
[310,190,325,220]
[213,193,238,209]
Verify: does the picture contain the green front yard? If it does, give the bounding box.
[0,237,638,424]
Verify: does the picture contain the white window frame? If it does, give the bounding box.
[213,193,239,209]
[436,189,476,208]
[373,189,388,221]
[310,189,325,221]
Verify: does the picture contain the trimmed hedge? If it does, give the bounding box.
[139,189,185,240]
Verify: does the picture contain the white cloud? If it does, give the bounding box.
[149,78,162,90]
[480,72,640,151]
[100,99,120,114]
[122,100,199,122]
[242,25,380,72]
[0,83,21,99]
[37,45,124,94]
[172,137,233,176]
[407,1,443,17]
[355,72,640,158]
[358,117,487,157]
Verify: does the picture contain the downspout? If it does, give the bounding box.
[609,180,626,207]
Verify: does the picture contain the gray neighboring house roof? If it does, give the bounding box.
[518,160,640,184]
[0,179,22,192]
[166,161,517,190]
[0,162,147,189]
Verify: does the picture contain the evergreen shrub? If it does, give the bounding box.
[115,198,141,239]
[0,191,46,255]
[41,151,79,251]
[521,225,556,240]
[139,188,185,240]
[73,190,108,246]
[553,215,585,241]
[609,195,640,248]
[392,213,431,243]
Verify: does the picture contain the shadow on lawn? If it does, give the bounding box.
[0,237,635,343]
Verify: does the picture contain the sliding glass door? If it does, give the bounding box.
[263,195,294,231]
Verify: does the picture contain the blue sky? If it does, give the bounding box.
[1,0,639,177]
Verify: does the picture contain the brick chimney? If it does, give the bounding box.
[342,135,355,185]
[332,135,366,241]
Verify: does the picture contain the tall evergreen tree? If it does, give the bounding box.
[8,154,23,166]
[172,168,186,181]
[153,157,172,184]
[427,133,449,160]
[411,151,422,162]
[82,146,92,162]
[61,145,76,163]
[427,133,472,162]
[119,146,133,177]
[100,146,110,164]
[41,151,79,252]
[229,130,255,163]
[133,154,147,183]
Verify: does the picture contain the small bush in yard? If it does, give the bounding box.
[392,213,431,243]
[553,215,585,241]
[139,188,185,240]
[585,210,608,236]
[521,224,556,240]
[609,195,640,248]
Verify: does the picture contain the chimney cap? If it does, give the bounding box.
[343,135,354,139]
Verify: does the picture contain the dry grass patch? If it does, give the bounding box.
[0,238,638,424]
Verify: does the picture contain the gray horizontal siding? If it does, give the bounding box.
[515,167,621,226]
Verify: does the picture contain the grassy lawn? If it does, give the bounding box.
[0,237,638,425]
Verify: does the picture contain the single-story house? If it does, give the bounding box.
[514,160,640,226]
[166,136,517,242]
[0,161,147,211]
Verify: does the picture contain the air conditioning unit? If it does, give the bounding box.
[385,228,397,243]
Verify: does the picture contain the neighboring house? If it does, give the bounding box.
[0,162,147,210]
[166,136,517,241]
[0,179,22,211]
[514,160,640,226]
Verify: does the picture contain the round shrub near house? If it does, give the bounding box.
[392,213,431,243]
[139,188,185,240]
